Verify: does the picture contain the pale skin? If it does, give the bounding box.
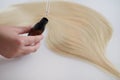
[0,26,43,58]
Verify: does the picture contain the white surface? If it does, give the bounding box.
[0,0,120,80]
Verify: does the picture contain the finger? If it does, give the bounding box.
[22,42,40,55]
[15,26,32,34]
[13,42,40,58]
[13,43,40,57]
[21,35,43,46]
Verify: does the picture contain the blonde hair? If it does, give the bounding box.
[0,1,119,78]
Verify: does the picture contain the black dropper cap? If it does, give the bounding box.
[28,17,48,36]
[34,17,48,30]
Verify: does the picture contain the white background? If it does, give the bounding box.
[0,0,120,80]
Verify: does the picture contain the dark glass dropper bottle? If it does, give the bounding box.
[28,17,48,36]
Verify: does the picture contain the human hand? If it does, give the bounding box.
[0,26,43,58]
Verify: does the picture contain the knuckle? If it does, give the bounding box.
[35,36,40,42]
[15,37,24,46]
[31,47,37,52]
[32,37,36,42]
[34,48,37,52]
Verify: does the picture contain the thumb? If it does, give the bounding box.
[17,26,32,34]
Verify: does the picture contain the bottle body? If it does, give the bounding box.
[28,17,48,36]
